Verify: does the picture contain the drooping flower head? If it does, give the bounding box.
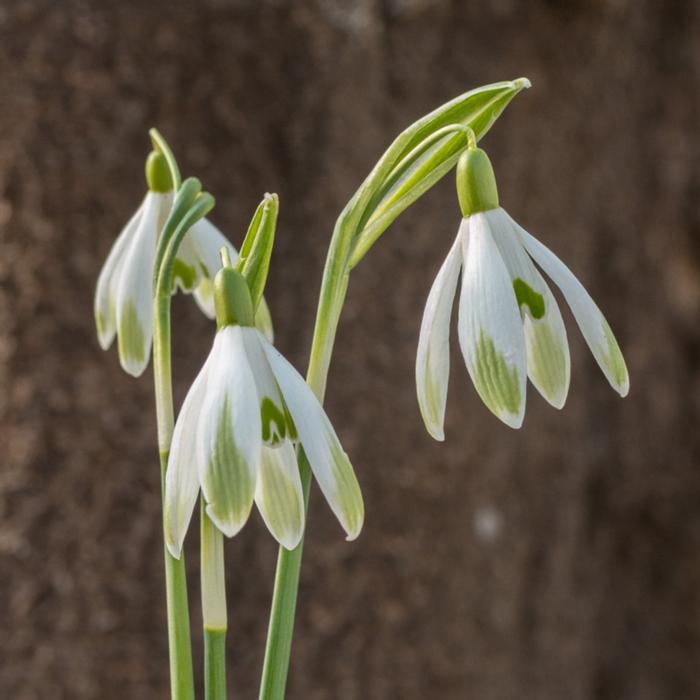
[94,150,272,377]
[164,252,364,556]
[416,136,629,434]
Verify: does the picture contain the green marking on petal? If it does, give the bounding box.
[117,300,146,367]
[473,331,521,417]
[601,320,628,390]
[513,278,545,319]
[527,321,567,403]
[259,450,303,544]
[261,397,288,445]
[208,396,254,527]
[173,258,197,291]
[328,437,364,539]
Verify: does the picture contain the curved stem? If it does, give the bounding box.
[153,288,195,700]
[152,184,215,700]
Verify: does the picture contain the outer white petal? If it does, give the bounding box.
[115,192,164,377]
[513,218,629,397]
[457,215,527,428]
[94,199,144,350]
[163,348,215,558]
[197,326,262,537]
[255,441,305,550]
[261,333,364,540]
[486,208,571,409]
[415,233,462,441]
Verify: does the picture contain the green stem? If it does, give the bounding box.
[202,502,228,700]
[152,176,214,700]
[258,226,351,700]
[205,630,228,700]
[154,294,195,700]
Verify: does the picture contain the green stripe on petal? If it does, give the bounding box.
[117,299,147,370]
[255,442,304,550]
[602,320,629,396]
[513,278,545,319]
[524,320,569,408]
[203,395,256,535]
[473,330,522,418]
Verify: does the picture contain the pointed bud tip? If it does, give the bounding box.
[513,77,532,90]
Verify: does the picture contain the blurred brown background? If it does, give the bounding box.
[1,1,699,698]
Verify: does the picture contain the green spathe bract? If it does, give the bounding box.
[237,193,279,310]
[456,147,499,217]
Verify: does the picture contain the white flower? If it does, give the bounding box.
[416,147,629,435]
[94,192,273,377]
[164,323,364,557]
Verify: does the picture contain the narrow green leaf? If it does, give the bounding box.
[347,78,531,268]
[236,193,279,309]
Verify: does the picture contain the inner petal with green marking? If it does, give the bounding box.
[513,278,545,319]
[473,330,521,417]
[260,397,298,445]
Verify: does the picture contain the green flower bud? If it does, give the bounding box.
[145,151,174,193]
[456,147,499,217]
[214,262,254,329]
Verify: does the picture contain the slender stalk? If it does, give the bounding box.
[153,292,195,700]
[152,177,214,700]
[258,229,351,700]
[202,501,228,700]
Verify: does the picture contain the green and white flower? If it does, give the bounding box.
[164,265,364,557]
[416,145,629,435]
[94,154,272,377]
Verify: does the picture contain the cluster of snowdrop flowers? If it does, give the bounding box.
[164,252,364,555]
[416,139,629,434]
[94,151,272,377]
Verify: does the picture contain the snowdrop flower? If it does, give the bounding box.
[164,259,364,557]
[416,142,629,434]
[94,151,272,377]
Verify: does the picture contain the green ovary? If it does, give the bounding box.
[117,301,146,366]
[513,278,545,319]
[473,331,521,416]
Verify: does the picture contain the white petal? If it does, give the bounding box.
[163,349,214,558]
[197,326,262,537]
[94,199,144,350]
[514,218,629,397]
[261,334,364,540]
[255,441,305,550]
[115,192,164,377]
[240,329,289,445]
[457,215,527,428]
[486,209,571,408]
[415,234,462,440]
